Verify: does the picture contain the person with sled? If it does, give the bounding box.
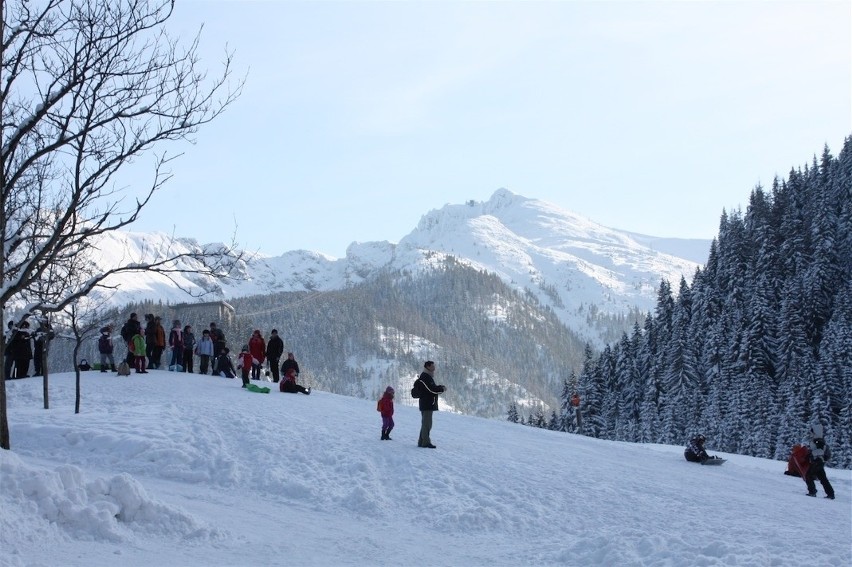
[281,352,300,378]
[280,367,311,395]
[237,345,253,388]
[378,386,395,440]
[415,360,445,449]
[805,424,835,500]
[684,434,721,463]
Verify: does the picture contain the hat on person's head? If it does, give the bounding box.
[385,386,395,394]
[242,345,249,352]
[271,329,278,334]
[424,360,435,369]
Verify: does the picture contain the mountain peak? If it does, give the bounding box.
[95,190,708,344]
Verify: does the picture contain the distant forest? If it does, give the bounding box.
[515,137,852,469]
[52,257,644,419]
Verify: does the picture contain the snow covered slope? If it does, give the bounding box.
[2,372,849,566]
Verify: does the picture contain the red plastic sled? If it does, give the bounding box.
[785,444,810,479]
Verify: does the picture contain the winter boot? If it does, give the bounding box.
[304,387,311,395]
[385,428,393,441]
[806,491,817,497]
[825,494,835,500]
[381,429,387,440]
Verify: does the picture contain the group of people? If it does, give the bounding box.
[685,428,836,499]
[107,315,310,392]
[4,318,53,380]
[377,360,447,448]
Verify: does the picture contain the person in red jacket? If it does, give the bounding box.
[378,386,395,440]
[237,345,253,388]
[248,329,266,381]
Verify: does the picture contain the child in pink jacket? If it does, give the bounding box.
[378,386,395,440]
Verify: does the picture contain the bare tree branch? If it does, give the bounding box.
[1,0,246,449]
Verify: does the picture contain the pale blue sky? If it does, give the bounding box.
[130,0,851,258]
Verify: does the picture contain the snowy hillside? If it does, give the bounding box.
[2,372,849,566]
[97,189,706,341]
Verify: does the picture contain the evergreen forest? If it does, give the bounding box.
[530,138,852,468]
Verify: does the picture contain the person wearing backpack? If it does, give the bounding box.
[120,313,141,365]
[805,424,835,499]
[182,325,196,373]
[98,326,117,373]
[377,386,395,440]
[415,361,445,449]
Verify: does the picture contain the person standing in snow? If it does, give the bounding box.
[415,360,445,449]
[168,319,183,371]
[130,329,148,374]
[98,326,116,373]
[237,345,253,388]
[378,386,395,440]
[182,325,196,373]
[9,320,33,379]
[266,329,284,383]
[805,424,835,499]
[120,313,141,365]
[248,329,266,381]
[196,329,214,375]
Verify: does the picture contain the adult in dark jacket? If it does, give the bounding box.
[120,313,142,364]
[182,325,196,373]
[8,320,33,379]
[281,352,300,377]
[266,330,284,383]
[144,314,157,368]
[209,322,226,372]
[805,424,835,499]
[684,434,714,463]
[415,360,445,448]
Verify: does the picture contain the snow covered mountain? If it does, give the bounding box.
[100,188,708,342]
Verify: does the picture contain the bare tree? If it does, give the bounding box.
[1,0,245,449]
